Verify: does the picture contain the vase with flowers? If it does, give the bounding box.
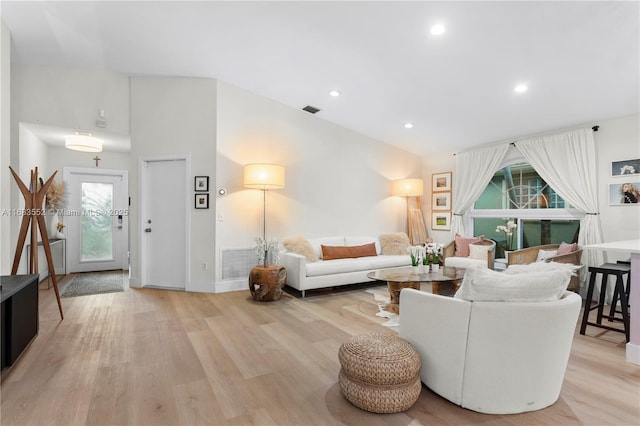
[425,242,443,271]
[255,236,279,267]
[495,219,517,259]
[45,180,65,239]
[406,245,425,267]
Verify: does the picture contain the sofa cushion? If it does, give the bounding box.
[282,236,318,263]
[455,265,572,302]
[454,234,484,257]
[380,232,410,255]
[469,243,491,260]
[306,257,375,277]
[445,257,487,269]
[557,241,578,255]
[321,243,377,260]
[345,236,382,255]
[369,255,411,269]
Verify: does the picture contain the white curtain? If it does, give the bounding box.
[450,144,510,238]
[516,128,604,294]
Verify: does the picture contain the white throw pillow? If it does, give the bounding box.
[455,265,572,302]
[468,243,490,260]
[505,261,580,275]
[535,249,558,262]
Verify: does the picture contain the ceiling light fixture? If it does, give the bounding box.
[65,132,103,152]
[430,24,445,36]
[404,122,414,129]
[514,84,528,93]
[329,90,341,97]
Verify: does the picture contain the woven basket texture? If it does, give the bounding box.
[339,369,422,413]
[338,332,421,386]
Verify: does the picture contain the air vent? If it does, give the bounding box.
[302,105,321,114]
[221,248,259,280]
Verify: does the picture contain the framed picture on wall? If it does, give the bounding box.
[195,176,209,192]
[432,192,451,211]
[432,172,452,192]
[611,158,640,177]
[432,212,451,230]
[609,181,640,205]
[195,193,210,209]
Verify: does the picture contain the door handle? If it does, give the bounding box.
[145,228,152,233]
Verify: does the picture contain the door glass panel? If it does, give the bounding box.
[81,182,113,261]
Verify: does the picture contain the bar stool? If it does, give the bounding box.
[579,263,631,342]
[608,260,631,321]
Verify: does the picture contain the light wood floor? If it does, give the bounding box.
[1,276,639,426]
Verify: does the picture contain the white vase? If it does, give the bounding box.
[432,263,440,272]
[49,211,59,239]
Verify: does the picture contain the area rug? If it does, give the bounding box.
[61,270,124,298]
[365,288,399,329]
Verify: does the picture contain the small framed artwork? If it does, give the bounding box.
[612,159,640,177]
[609,181,640,205]
[195,193,210,209]
[432,172,452,192]
[432,192,451,211]
[194,176,209,192]
[432,212,451,230]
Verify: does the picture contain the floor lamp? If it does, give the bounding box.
[392,178,427,245]
[243,163,285,266]
[244,163,287,302]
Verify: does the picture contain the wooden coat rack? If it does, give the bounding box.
[9,166,64,320]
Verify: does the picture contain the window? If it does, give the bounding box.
[470,162,582,257]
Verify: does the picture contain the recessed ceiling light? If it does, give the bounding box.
[329,90,341,97]
[430,24,445,36]
[404,122,414,129]
[514,84,528,93]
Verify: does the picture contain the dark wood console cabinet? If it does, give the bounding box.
[1,274,39,369]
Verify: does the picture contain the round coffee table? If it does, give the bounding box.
[367,266,465,314]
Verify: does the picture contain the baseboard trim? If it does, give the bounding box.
[626,342,640,365]
[215,279,246,293]
[186,281,215,293]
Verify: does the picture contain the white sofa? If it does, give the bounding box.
[280,236,410,297]
[399,288,581,414]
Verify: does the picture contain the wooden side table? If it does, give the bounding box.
[386,281,421,314]
[249,265,286,301]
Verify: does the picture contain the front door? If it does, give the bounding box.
[63,167,129,273]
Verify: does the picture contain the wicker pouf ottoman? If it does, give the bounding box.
[338,332,421,413]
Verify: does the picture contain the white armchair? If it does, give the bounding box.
[398,288,581,414]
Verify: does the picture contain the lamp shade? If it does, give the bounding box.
[391,178,423,196]
[65,134,103,152]
[243,164,285,190]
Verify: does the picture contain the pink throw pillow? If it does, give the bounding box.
[557,241,578,255]
[454,233,484,257]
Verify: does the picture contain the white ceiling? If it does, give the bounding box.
[1,1,638,155]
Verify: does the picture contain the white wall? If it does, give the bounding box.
[0,19,11,274]
[11,64,129,135]
[18,123,49,182]
[422,153,456,244]
[130,76,217,292]
[47,145,130,174]
[216,81,421,290]
[594,114,640,261]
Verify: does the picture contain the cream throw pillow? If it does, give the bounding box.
[283,237,318,263]
[455,265,572,302]
[469,243,490,260]
[505,261,580,275]
[379,232,410,255]
[536,249,558,262]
